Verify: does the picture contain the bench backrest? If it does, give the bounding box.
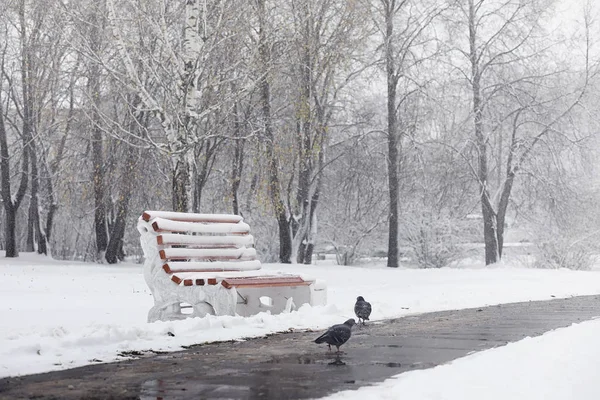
[138,211,262,278]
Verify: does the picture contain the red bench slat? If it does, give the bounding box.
[171,275,219,286]
[221,276,308,289]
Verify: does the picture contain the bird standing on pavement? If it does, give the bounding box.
[314,319,356,353]
[354,296,372,325]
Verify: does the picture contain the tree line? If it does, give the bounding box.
[1,0,599,269]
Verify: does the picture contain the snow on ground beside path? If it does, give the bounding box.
[2,252,600,378]
[323,318,600,400]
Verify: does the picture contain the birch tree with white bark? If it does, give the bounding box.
[106,0,247,212]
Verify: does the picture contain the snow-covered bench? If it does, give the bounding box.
[137,211,326,322]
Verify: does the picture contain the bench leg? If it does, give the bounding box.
[148,302,185,323]
[191,302,216,318]
[147,285,238,322]
[233,286,311,317]
[148,301,219,322]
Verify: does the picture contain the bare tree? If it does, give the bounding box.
[286,0,367,264]
[41,54,81,252]
[22,2,71,256]
[321,129,388,265]
[0,0,39,257]
[449,0,589,264]
[255,0,292,262]
[105,96,145,264]
[0,81,29,257]
[374,0,441,267]
[86,1,109,260]
[105,0,248,213]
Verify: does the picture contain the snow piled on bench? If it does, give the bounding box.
[151,217,250,234]
[165,260,262,273]
[2,252,600,378]
[160,247,257,260]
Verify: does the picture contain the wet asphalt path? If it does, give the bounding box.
[1,295,599,399]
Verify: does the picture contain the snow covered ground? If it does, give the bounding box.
[324,318,600,400]
[1,252,600,398]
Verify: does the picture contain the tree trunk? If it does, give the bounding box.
[172,155,190,212]
[231,102,244,215]
[88,6,108,261]
[300,173,321,265]
[27,142,47,254]
[23,0,36,254]
[258,0,291,263]
[192,142,218,213]
[44,66,76,246]
[0,1,33,257]
[26,194,36,252]
[469,0,498,265]
[0,122,29,259]
[105,161,133,264]
[297,106,326,265]
[385,1,399,268]
[480,191,498,265]
[192,160,204,213]
[91,123,108,259]
[0,106,18,257]
[3,206,18,257]
[174,0,202,213]
[294,9,316,265]
[496,173,515,259]
[105,103,142,263]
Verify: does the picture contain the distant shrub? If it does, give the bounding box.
[403,215,463,269]
[534,238,594,271]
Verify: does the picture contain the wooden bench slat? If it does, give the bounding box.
[172,274,308,288]
[143,211,243,224]
[221,276,309,289]
[172,275,219,286]
[157,233,255,247]
[159,247,257,261]
[162,260,262,274]
[163,270,277,280]
[151,217,250,235]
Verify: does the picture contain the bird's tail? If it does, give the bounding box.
[314,334,328,344]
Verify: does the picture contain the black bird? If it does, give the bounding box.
[314,318,356,353]
[354,296,372,325]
